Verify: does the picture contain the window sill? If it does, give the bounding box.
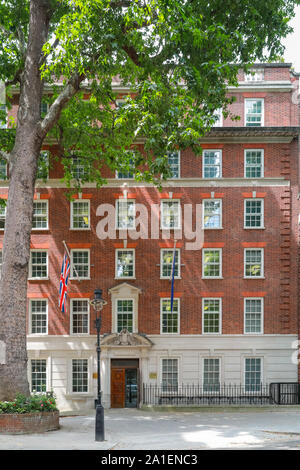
[202,277,223,280]
[160,277,181,280]
[244,332,263,335]
[28,278,49,281]
[244,227,265,230]
[202,177,222,180]
[243,277,265,280]
[69,277,91,281]
[69,228,90,231]
[202,332,222,335]
[203,227,223,230]
[160,332,180,335]
[70,333,90,336]
[28,333,48,336]
[114,277,136,280]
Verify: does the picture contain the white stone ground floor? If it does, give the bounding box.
[27,333,299,412]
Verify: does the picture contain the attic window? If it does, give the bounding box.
[244,69,264,82]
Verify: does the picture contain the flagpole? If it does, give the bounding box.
[62,240,81,282]
[170,239,177,314]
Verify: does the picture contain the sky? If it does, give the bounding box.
[282,5,300,72]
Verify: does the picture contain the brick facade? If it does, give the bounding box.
[0,411,59,434]
[0,63,300,411]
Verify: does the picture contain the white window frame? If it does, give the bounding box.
[70,298,90,335]
[71,358,89,394]
[40,100,49,116]
[32,200,49,230]
[70,199,90,230]
[36,151,49,180]
[202,298,222,335]
[202,199,222,229]
[213,108,223,127]
[160,199,181,230]
[160,248,181,279]
[70,155,87,180]
[0,250,2,280]
[202,248,222,279]
[29,250,48,280]
[160,357,179,392]
[30,358,49,393]
[115,298,135,333]
[0,204,6,230]
[244,149,264,179]
[115,199,136,230]
[244,69,264,82]
[115,151,135,179]
[202,150,222,179]
[29,299,48,335]
[70,249,90,280]
[115,248,135,279]
[116,169,134,179]
[160,297,180,334]
[202,357,221,392]
[244,357,263,392]
[167,151,180,179]
[244,248,264,279]
[244,198,264,229]
[244,98,264,127]
[244,297,264,335]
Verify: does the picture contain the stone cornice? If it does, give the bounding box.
[202,127,300,143]
[0,177,290,190]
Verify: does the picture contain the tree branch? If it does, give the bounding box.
[122,45,143,66]
[0,23,11,39]
[38,72,85,139]
[0,150,10,163]
[5,69,22,87]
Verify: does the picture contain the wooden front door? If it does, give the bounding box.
[111,368,125,408]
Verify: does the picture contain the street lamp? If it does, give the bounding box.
[90,288,107,442]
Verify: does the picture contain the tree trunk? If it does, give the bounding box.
[0,0,51,400]
[0,137,42,400]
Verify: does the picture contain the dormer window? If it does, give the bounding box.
[244,69,264,82]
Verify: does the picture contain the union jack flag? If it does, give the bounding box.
[59,253,70,313]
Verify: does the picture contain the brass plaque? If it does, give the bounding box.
[149,372,157,379]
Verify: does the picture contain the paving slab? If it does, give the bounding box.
[1,407,300,450]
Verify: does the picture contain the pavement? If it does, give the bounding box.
[1,406,300,450]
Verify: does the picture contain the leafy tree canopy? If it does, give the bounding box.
[0,0,299,188]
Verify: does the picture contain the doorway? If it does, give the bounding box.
[111,359,139,408]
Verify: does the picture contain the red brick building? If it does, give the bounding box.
[0,63,300,411]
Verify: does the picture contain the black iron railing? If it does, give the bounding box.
[270,383,300,405]
[143,383,271,406]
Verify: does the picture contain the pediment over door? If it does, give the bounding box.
[102,329,153,349]
[108,282,142,296]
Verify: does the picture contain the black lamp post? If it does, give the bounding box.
[89,288,107,442]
